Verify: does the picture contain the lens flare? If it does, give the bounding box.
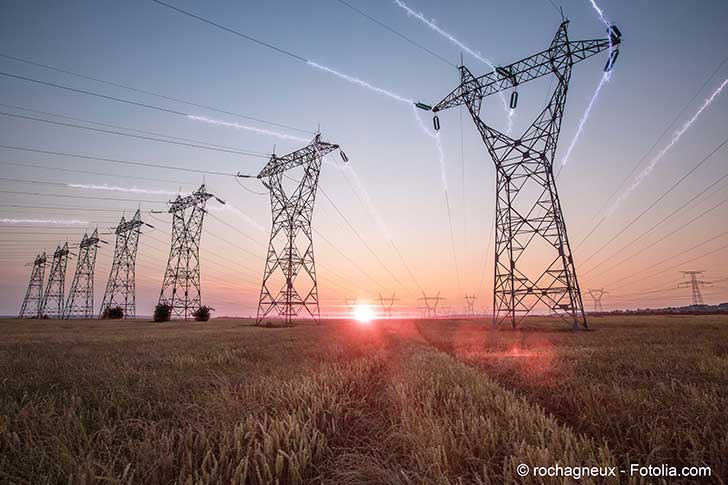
[352,303,375,323]
[187,114,308,142]
[609,77,728,215]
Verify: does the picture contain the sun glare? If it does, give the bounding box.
[352,304,375,324]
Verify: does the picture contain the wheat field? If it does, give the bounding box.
[1,315,726,483]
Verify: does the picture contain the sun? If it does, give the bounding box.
[352,304,375,324]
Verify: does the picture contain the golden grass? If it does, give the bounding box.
[1,316,725,483]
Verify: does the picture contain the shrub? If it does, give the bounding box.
[101,306,124,319]
[193,305,214,322]
[153,304,172,322]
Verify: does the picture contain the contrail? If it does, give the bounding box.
[559,0,614,171]
[208,204,266,233]
[413,106,462,292]
[392,0,514,133]
[187,115,309,142]
[0,218,89,225]
[307,61,413,104]
[608,77,728,215]
[560,73,609,167]
[67,183,178,195]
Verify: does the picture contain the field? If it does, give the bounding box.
[1,316,727,483]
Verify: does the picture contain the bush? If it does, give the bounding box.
[153,304,172,322]
[193,305,214,322]
[101,306,124,319]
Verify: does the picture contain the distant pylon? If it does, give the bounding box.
[678,271,711,306]
[240,134,347,325]
[432,21,622,329]
[418,292,445,318]
[377,292,399,318]
[464,294,477,316]
[586,288,608,312]
[100,210,146,319]
[64,230,104,319]
[40,243,71,318]
[18,252,47,318]
[344,296,358,316]
[158,184,222,320]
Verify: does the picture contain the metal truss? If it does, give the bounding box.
[100,210,146,319]
[464,294,477,316]
[158,184,221,320]
[40,243,70,318]
[243,134,345,325]
[64,229,104,319]
[433,21,622,329]
[418,292,444,318]
[586,288,608,312]
[19,252,47,318]
[377,292,399,318]
[678,271,710,306]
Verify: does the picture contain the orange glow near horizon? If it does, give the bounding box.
[353,303,375,324]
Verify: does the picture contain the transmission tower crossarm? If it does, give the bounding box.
[433,26,619,112]
[257,134,340,178]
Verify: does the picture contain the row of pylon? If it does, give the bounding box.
[19,184,217,320]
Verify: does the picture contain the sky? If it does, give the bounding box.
[1,0,727,317]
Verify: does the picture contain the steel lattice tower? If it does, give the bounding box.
[678,271,710,306]
[18,252,47,318]
[377,292,398,318]
[464,294,477,316]
[418,292,444,318]
[64,230,104,319]
[100,210,146,319]
[432,21,622,329]
[158,184,222,320]
[40,243,71,318]
[240,134,346,325]
[586,288,608,312]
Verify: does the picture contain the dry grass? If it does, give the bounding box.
[416,315,728,481]
[0,316,725,483]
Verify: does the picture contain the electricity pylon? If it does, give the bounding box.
[239,134,347,325]
[586,288,608,312]
[678,271,710,306]
[418,292,445,318]
[18,252,47,318]
[64,230,104,319]
[464,294,477,316]
[377,292,399,318]
[40,243,71,318]
[100,210,147,319]
[431,21,622,329]
[158,184,223,320]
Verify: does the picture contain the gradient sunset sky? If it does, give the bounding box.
[1,0,727,317]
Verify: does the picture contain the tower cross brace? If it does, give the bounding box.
[19,252,47,319]
[65,229,104,319]
[100,210,146,319]
[432,20,622,329]
[241,134,345,325]
[158,184,221,320]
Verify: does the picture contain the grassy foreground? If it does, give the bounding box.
[0,316,725,483]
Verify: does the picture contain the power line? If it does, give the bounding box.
[0,111,268,157]
[580,172,728,277]
[0,103,267,156]
[333,0,456,68]
[577,135,728,266]
[0,52,313,134]
[150,0,309,63]
[576,53,728,248]
[0,159,194,185]
[0,189,168,204]
[0,144,241,176]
